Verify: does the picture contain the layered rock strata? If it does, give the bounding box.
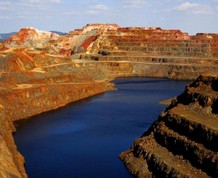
[120,75,218,177]
[1,24,218,177]
[4,24,218,79]
[73,26,218,79]
[0,31,114,177]
[0,110,27,178]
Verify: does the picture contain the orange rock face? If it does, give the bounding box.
[4,24,218,60]
[120,75,218,177]
[0,109,27,178]
[5,27,59,48]
[0,24,119,177]
[74,25,218,79]
[1,24,218,177]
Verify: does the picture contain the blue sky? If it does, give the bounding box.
[0,0,218,34]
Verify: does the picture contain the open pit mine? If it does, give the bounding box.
[0,24,217,177]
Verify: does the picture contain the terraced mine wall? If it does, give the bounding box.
[1,24,218,177]
[120,75,218,177]
[0,81,110,178]
[76,27,218,80]
[4,25,218,80]
[79,60,218,80]
[0,48,113,177]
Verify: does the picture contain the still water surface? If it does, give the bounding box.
[14,78,189,178]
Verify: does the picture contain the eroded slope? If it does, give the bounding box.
[120,75,218,177]
[1,24,218,177]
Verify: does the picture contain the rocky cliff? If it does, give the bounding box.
[0,48,112,177]
[4,24,218,79]
[0,110,27,178]
[1,24,218,177]
[120,74,218,177]
[0,26,116,177]
[83,27,218,79]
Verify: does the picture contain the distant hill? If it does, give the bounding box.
[0,30,67,42]
[0,31,66,42]
[0,32,17,41]
[50,31,67,35]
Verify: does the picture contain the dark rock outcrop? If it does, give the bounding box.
[120,74,218,178]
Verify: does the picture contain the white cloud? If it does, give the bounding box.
[86,4,109,15]
[86,10,98,15]
[62,11,80,16]
[48,0,61,3]
[0,16,12,19]
[0,1,12,10]
[124,0,146,8]
[25,0,61,4]
[0,1,11,5]
[0,0,61,20]
[17,0,62,11]
[17,15,33,19]
[175,2,213,15]
[90,4,109,11]
[17,0,61,8]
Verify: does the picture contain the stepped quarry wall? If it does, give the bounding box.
[0,45,113,177]
[5,24,218,80]
[0,24,218,177]
[76,26,218,80]
[120,75,218,177]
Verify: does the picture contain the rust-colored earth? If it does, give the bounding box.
[120,74,218,177]
[0,24,217,177]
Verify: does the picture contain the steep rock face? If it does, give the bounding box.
[0,47,113,121]
[53,23,119,56]
[1,24,218,177]
[0,110,27,178]
[4,27,59,49]
[3,24,119,56]
[4,25,218,80]
[74,26,218,79]
[120,74,218,177]
[0,35,113,177]
[1,81,110,121]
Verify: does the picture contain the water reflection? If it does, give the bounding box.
[14,78,189,178]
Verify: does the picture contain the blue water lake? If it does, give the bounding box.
[14,78,189,178]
